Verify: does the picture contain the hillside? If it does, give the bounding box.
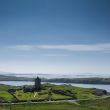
[0,83,109,110]
[0,75,33,81]
[78,97,110,110]
[47,78,110,84]
[0,83,108,102]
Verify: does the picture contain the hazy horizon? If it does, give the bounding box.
[0,71,110,79]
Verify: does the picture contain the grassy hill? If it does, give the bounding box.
[0,84,12,91]
[0,84,109,110]
[0,84,107,102]
[0,75,33,81]
[47,78,110,84]
[12,84,103,101]
[0,84,17,102]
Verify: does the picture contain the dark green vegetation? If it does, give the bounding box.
[47,78,110,84]
[0,84,18,102]
[0,98,110,110]
[0,75,33,81]
[0,102,97,110]
[78,97,110,110]
[0,84,108,102]
[0,75,110,84]
[12,84,107,101]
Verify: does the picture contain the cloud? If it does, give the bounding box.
[3,43,110,52]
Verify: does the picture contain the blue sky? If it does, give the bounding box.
[0,0,110,74]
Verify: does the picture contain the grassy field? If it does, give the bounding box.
[0,83,106,102]
[0,102,102,110]
[14,90,49,100]
[0,91,14,101]
[13,84,101,101]
[43,84,101,99]
[78,97,110,110]
[0,84,12,91]
[0,100,109,110]
[0,84,17,102]
[14,90,72,101]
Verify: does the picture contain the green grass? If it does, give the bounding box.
[0,84,18,91]
[0,84,19,101]
[0,91,14,101]
[51,93,72,99]
[0,102,104,110]
[0,84,11,91]
[1,97,109,110]
[73,87,100,99]
[78,97,110,110]
[14,90,72,101]
[14,90,48,100]
[0,94,110,110]
[44,84,100,99]
[0,83,105,102]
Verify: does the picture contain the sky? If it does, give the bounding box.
[0,0,110,74]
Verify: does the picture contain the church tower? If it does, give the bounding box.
[35,76,41,91]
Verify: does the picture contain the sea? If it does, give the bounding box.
[0,73,110,92]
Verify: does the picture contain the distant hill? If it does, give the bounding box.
[0,75,110,84]
[0,75,33,81]
[47,78,110,84]
[1,71,110,79]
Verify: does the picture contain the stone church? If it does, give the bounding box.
[23,76,41,92]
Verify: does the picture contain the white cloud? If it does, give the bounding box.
[3,43,110,52]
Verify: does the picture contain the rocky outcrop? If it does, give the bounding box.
[93,89,107,96]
